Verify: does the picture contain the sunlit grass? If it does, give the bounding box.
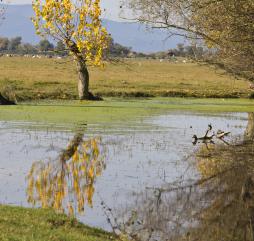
[0,57,250,100]
[0,205,119,241]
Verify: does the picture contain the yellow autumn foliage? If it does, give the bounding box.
[32,0,109,66]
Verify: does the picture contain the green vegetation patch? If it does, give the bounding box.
[0,205,118,241]
[0,98,254,128]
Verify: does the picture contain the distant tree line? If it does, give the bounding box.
[0,36,56,55]
[144,43,206,60]
[0,36,134,58]
[173,44,204,58]
[0,36,208,60]
[108,38,133,57]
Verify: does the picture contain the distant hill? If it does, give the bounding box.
[0,4,183,53]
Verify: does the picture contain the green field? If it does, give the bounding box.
[0,205,119,241]
[0,57,251,100]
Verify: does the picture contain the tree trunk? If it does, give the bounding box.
[76,58,89,100]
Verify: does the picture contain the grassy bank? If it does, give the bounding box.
[0,205,118,241]
[0,57,251,100]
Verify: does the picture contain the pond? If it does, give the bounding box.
[0,100,253,240]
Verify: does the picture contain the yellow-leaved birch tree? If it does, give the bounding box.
[32,0,109,100]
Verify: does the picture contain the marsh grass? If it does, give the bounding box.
[0,57,250,100]
[0,98,254,127]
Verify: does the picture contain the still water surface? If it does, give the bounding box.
[0,111,248,231]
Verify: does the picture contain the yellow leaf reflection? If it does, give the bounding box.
[26,133,106,216]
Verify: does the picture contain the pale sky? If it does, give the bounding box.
[9,0,123,21]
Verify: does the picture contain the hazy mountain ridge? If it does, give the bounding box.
[0,4,182,53]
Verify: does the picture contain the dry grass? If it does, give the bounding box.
[0,56,250,100]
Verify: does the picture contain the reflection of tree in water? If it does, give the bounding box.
[245,113,254,142]
[120,113,254,241]
[27,133,106,216]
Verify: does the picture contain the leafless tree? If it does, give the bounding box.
[122,0,254,79]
